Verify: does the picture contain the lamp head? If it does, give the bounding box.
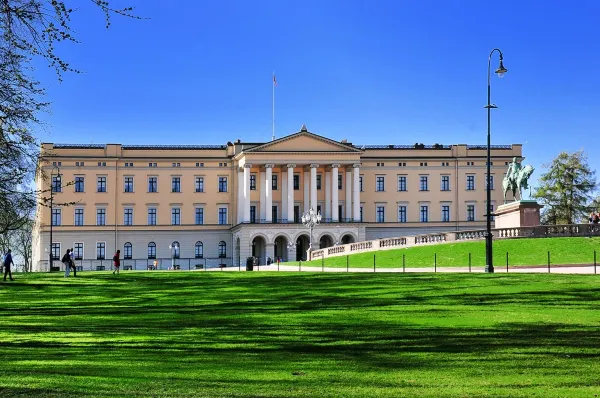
[495,58,507,78]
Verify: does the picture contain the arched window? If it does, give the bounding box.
[170,241,180,258]
[148,242,156,259]
[124,242,132,259]
[195,241,203,258]
[218,241,226,258]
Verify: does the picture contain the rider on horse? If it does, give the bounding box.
[506,157,522,188]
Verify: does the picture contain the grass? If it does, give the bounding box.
[1,272,600,397]
[289,236,600,268]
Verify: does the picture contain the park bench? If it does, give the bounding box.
[96,265,105,271]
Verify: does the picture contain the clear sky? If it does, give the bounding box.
[35,0,600,187]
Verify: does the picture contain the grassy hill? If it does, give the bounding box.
[290,236,600,268]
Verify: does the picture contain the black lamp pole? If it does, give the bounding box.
[49,165,60,272]
[485,49,508,273]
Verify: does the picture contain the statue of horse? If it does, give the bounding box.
[502,164,535,202]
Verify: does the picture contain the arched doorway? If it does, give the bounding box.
[251,236,267,265]
[341,234,356,244]
[274,235,289,262]
[296,234,310,261]
[319,234,334,249]
[235,237,241,266]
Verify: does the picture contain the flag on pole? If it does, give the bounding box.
[273,74,278,87]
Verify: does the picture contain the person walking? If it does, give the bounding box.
[113,250,121,275]
[69,248,77,277]
[3,249,15,281]
[62,249,72,278]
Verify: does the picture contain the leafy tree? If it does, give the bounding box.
[533,151,597,224]
[0,1,139,234]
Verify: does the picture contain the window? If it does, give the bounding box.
[196,162,204,167]
[466,175,475,190]
[338,205,343,221]
[360,206,363,222]
[316,175,322,190]
[218,177,228,192]
[96,208,106,226]
[218,241,227,258]
[294,175,300,190]
[170,241,180,258]
[420,162,428,167]
[73,243,83,260]
[398,176,407,192]
[96,242,106,260]
[420,176,428,191]
[195,177,204,193]
[195,241,204,258]
[250,206,256,223]
[75,176,85,192]
[52,175,62,193]
[316,205,322,215]
[148,242,156,259]
[76,162,84,167]
[172,177,181,193]
[52,161,62,167]
[441,162,450,167]
[466,161,474,166]
[124,208,133,226]
[218,208,227,225]
[398,206,407,223]
[124,176,134,193]
[420,205,429,222]
[250,175,256,190]
[147,208,157,225]
[97,176,107,192]
[272,175,278,190]
[398,162,407,167]
[149,162,158,168]
[171,208,181,225]
[51,243,61,260]
[442,205,450,222]
[74,208,84,226]
[124,242,132,259]
[441,176,450,191]
[51,208,61,226]
[172,162,181,168]
[98,162,106,167]
[195,208,204,225]
[467,205,475,221]
[294,206,300,223]
[148,177,157,193]
[338,175,342,189]
[376,206,385,223]
[376,176,385,192]
[486,174,495,190]
[272,206,278,223]
[489,203,495,221]
[359,176,363,192]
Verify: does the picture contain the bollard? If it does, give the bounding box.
[434,253,437,273]
[278,259,280,272]
[299,260,301,272]
[595,250,597,275]
[547,251,551,273]
[469,253,471,272]
[506,252,509,273]
[347,255,349,272]
[403,254,405,273]
[238,260,240,272]
[322,256,324,272]
[373,254,376,272]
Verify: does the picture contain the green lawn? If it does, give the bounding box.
[290,236,600,268]
[1,272,600,397]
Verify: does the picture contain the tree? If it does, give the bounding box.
[0,1,138,234]
[13,219,32,271]
[533,151,597,224]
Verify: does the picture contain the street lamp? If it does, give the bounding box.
[485,48,508,273]
[301,206,322,252]
[169,242,179,269]
[49,164,60,272]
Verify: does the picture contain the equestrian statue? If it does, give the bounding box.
[502,157,535,203]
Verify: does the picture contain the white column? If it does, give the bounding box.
[287,164,295,223]
[331,164,339,222]
[310,164,318,211]
[345,167,352,221]
[260,170,266,222]
[282,169,288,221]
[325,169,331,221]
[237,168,243,224]
[243,164,251,223]
[265,164,274,223]
[303,170,309,212]
[353,163,360,222]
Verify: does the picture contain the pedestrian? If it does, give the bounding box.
[62,249,72,278]
[113,250,120,275]
[277,256,281,267]
[69,248,77,277]
[3,249,15,281]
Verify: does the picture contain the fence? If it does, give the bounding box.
[38,257,233,272]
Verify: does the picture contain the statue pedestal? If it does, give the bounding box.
[494,200,543,229]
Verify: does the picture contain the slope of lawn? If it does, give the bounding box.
[1,272,600,397]
[292,236,600,268]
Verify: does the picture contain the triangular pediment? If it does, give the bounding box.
[246,129,361,153]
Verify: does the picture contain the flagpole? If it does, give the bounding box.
[272,71,275,141]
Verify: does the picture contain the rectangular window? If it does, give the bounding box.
[124,176,134,193]
[97,176,106,193]
[420,176,428,191]
[442,205,450,222]
[338,174,342,189]
[148,177,157,193]
[171,208,181,225]
[398,176,407,192]
[398,206,407,223]
[316,205,322,215]
[218,208,228,225]
[376,206,385,223]
[148,208,157,225]
[338,205,343,221]
[96,242,106,260]
[490,204,495,221]
[195,208,204,225]
[250,175,256,190]
[218,177,228,192]
[293,175,300,190]
[420,205,429,222]
[250,206,256,223]
[272,175,278,190]
[294,206,300,223]
[195,243,203,259]
[195,177,204,193]
[172,177,181,193]
[51,208,61,226]
[441,175,450,191]
[75,176,85,192]
[124,208,133,226]
[74,243,83,260]
[74,208,84,226]
[376,176,385,192]
[360,206,363,222]
[51,243,61,260]
[124,244,132,260]
[316,175,322,190]
[272,206,278,223]
[467,204,475,221]
[96,208,106,226]
[148,244,156,259]
[359,176,363,192]
[486,174,495,190]
[466,175,475,190]
[51,175,62,193]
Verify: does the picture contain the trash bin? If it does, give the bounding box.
[246,257,254,271]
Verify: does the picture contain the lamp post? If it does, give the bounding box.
[169,242,179,269]
[301,206,322,257]
[485,48,508,273]
[49,165,60,272]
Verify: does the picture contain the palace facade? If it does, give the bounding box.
[32,126,523,271]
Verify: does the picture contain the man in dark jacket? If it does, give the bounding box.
[3,249,15,281]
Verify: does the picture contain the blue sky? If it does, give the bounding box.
[35,0,600,187]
